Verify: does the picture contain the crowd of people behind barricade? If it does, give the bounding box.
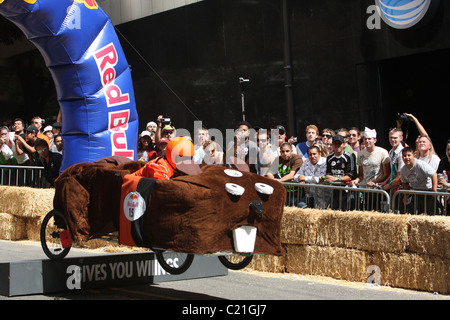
[2,112,449,214]
[137,113,449,215]
[0,116,63,187]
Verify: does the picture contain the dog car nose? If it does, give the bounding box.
[249,200,264,214]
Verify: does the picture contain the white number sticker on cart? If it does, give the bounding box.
[123,191,146,221]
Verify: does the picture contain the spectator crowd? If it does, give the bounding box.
[1,116,63,187]
[2,112,449,213]
[135,113,449,214]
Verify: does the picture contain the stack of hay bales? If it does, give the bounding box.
[248,207,450,294]
[0,186,146,253]
[0,186,54,241]
[1,186,448,293]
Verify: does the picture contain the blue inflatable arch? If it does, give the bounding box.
[0,0,139,171]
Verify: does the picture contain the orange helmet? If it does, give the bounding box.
[165,137,195,168]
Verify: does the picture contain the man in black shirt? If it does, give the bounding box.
[325,135,355,183]
[34,138,62,187]
[325,135,356,210]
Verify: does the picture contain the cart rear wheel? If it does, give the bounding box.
[154,250,194,275]
[218,255,253,270]
[40,209,72,260]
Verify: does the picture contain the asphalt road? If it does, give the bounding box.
[1,240,449,304]
[3,266,449,301]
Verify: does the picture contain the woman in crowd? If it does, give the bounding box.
[137,131,157,163]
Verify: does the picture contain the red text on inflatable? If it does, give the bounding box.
[94,43,130,108]
[109,110,134,159]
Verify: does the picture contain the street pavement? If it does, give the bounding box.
[0,240,449,302]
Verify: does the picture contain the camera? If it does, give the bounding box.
[397,113,410,122]
[159,118,171,125]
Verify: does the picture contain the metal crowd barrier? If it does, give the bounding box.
[391,189,449,215]
[281,181,449,216]
[0,165,48,188]
[281,182,391,212]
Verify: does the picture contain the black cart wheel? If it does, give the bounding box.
[154,250,194,275]
[40,209,72,260]
[218,254,253,270]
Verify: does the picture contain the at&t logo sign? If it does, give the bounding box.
[367,0,440,30]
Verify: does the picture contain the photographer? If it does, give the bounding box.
[11,118,30,166]
[397,113,440,170]
[396,113,428,148]
[155,115,176,153]
[0,126,13,165]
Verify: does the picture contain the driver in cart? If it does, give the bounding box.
[119,137,198,247]
[132,136,198,180]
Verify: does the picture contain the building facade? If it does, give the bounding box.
[0,0,448,153]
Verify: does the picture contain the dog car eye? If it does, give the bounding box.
[225,183,245,196]
[255,183,273,195]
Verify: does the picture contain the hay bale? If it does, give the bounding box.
[245,251,286,273]
[370,251,449,294]
[407,215,450,259]
[282,207,410,253]
[25,216,44,241]
[0,212,27,240]
[281,207,320,245]
[0,186,54,218]
[285,244,368,283]
[315,210,410,252]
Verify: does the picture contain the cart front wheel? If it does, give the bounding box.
[40,209,72,260]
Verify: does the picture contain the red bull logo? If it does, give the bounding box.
[74,0,98,9]
[94,43,130,108]
[94,42,133,159]
[23,0,37,4]
[109,110,133,159]
[129,193,139,200]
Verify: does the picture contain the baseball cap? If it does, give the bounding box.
[140,130,152,138]
[52,122,62,128]
[26,125,38,135]
[159,137,169,144]
[43,126,53,133]
[273,125,286,134]
[332,134,345,144]
[146,121,157,128]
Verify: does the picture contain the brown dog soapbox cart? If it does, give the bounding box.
[40,157,286,274]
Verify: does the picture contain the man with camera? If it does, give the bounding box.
[155,115,176,152]
[11,118,30,166]
[0,126,14,165]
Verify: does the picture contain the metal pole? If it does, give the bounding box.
[282,0,296,137]
[239,77,249,121]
